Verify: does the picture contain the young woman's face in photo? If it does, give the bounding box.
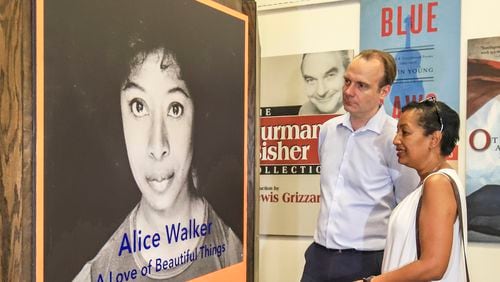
[120,50,194,211]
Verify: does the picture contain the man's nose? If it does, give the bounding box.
[343,82,354,96]
[148,114,169,160]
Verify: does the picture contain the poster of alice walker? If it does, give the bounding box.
[260,50,352,236]
[466,36,500,243]
[37,0,248,281]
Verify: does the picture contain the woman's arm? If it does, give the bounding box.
[372,174,458,282]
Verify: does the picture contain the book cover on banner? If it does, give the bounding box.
[360,0,460,118]
[260,50,353,236]
[466,36,500,243]
[360,0,460,164]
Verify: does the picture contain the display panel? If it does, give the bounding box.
[259,50,352,236]
[36,0,249,281]
[466,36,500,243]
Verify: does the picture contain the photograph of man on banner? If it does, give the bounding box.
[299,51,351,115]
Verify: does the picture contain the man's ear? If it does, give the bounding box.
[379,84,390,104]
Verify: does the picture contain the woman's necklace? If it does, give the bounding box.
[418,161,445,186]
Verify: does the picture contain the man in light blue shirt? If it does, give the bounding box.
[301,50,419,282]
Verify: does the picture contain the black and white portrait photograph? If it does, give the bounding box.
[41,0,247,281]
[298,51,351,115]
[261,50,353,116]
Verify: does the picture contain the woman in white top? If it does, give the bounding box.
[359,97,467,282]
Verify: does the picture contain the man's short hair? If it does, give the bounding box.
[354,49,397,87]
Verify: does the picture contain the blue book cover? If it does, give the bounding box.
[360,0,461,118]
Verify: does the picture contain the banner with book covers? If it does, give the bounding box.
[466,36,500,243]
[260,50,353,236]
[37,0,249,281]
[360,0,461,162]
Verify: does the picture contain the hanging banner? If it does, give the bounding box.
[360,0,460,116]
[37,0,249,281]
[260,50,353,235]
[360,0,460,161]
[466,36,500,243]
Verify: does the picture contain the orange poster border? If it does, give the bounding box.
[35,0,44,280]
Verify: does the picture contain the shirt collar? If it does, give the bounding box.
[339,106,388,134]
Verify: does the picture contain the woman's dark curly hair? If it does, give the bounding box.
[402,98,460,156]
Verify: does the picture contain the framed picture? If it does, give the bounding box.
[466,36,500,243]
[36,0,250,280]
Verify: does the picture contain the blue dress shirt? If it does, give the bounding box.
[314,107,420,251]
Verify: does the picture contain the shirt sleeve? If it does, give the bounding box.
[72,262,91,282]
[224,227,243,265]
[317,123,328,162]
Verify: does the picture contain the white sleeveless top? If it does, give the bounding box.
[381,168,468,281]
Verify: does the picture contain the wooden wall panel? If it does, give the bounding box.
[0,0,33,281]
[242,1,258,281]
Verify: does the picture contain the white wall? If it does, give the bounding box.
[257,0,500,281]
